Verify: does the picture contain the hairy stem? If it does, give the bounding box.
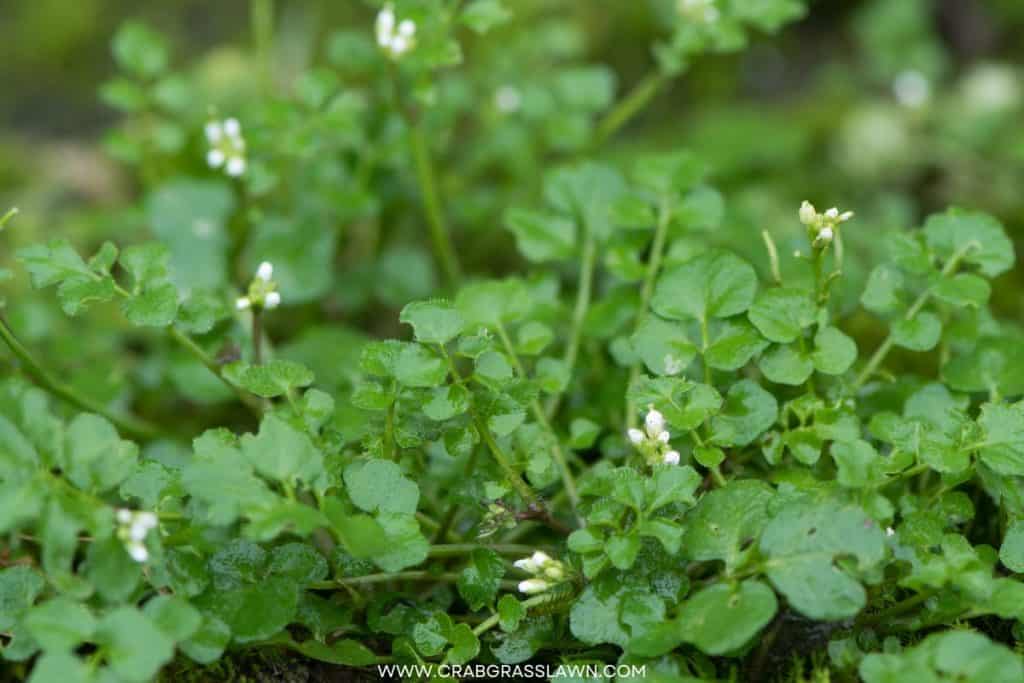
[545,233,596,419]
[853,241,979,390]
[0,317,162,440]
[167,327,264,417]
[626,196,673,428]
[410,122,462,287]
[593,71,668,147]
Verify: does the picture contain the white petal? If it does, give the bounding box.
[389,35,410,55]
[530,551,552,567]
[513,558,536,572]
[824,207,839,220]
[236,296,251,311]
[663,450,681,465]
[226,157,246,177]
[256,261,274,281]
[223,117,241,138]
[205,122,223,143]
[627,428,644,445]
[657,431,670,444]
[398,19,416,38]
[127,543,149,563]
[798,200,816,225]
[264,291,281,309]
[116,508,133,524]
[138,512,158,529]
[517,578,548,594]
[207,149,225,168]
[645,409,665,438]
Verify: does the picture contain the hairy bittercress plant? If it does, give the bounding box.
[4,1,1024,682]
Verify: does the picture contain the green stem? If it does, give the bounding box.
[0,317,162,441]
[471,593,552,638]
[626,196,673,429]
[427,543,542,558]
[852,241,979,391]
[439,346,538,503]
[856,589,938,628]
[250,0,275,93]
[545,234,596,418]
[410,122,462,287]
[494,323,581,523]
[593,71,668,147]
[167,327,264,417]
[309,571,517,591]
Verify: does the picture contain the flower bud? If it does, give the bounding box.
[799,201,817,225]
[627,428,644,445]
[663,450,681,465]
[264,291,281,309]
[518,578,549,595]
[256,261,274,281]
[644,409,666,439]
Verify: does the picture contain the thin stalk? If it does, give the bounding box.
[471,593,553,638]
[761,230,782,285]
[250,0,275,93]
[0,317,162,440]
[310,571,517,592]
[856,590,939,628]
[593,71,668,147]
[167,327,264,417]
[252,310,263,365]
[853,241,978,391]
[439,346,538,503]
[494,322,581,523]
[427,543,541,558]
[410,122,462,287]
[626,196,673,428]
[545,234,596,418]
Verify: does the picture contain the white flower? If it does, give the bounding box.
[223,118,241,138]
[657,431,670,444]
[207,149,225,168]
[530,551,552,567]
[663,450,681,465]
[513,557,538,573]
[627,428,645,445]
[116,508,132,524]
[236,296,252,311]
[543,563,566,580]
[886,526,896,537]
[518,578,549,595]
[838,211,854,222]
[817,226,834,243]
[205,121,223,143]
[256,261,274,282]
[376,5,416,58]
[226,157,246,177]
[644,409,666,439]
[264,291,281,309]
[799,200,817,225]
[495,86,522,114]
[824,207,839,220]
[127,542,149,563]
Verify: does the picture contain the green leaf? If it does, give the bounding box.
[24,598,96,651]
[0,566,44,631]
[892,312,941,351]
[747,287,815,343]
[476,351,515,384]
[653,250,758,322]
[267,542,329,585]
[569,584,630,648]
[112,21,168,77]
[146,179,234,290]
[394,344,448,388]
[759,344,814,385]
[288,638,380,666]
[923,208,1014,278]
[95,607,175,682]
[812,326,857,375]
[760,499,885,620]
[607,532,642,569]
[423,384,470,421]
[343,459,419,515]
[63,414,138,492]
[710,380,778,447]
[400,300,465,346]
[543,162,625,242]
[1000,520,1024,573]
[861,265,904,315]
[830,439,885,489]
[860,630,1024,683]
[498,595,525,632]
[648,465,701,511]
[27,653,91,683]
[224,360,314,398]
[447,623,481,665]
[934,273,991,308]
[705,319,769,371]
[460,0,511,33]
[122,281,179,327]
[240,414,325,488]
[681,480,774,571]
[143,595,202,642]
[456,279,531,328]
[180,616,231,665]
[202,577,299,644]
[677,581,777,656]
[85,536,142,602]
[978,402,1024,476]
[631,316,697,376]
[458,549,505,611]
[503,208,576,262]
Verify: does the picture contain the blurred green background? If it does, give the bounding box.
[3,0,1024,419]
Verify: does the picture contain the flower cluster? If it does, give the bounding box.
[628,408,680,466]
[375,5,416,59]
[236,261,281,311]
[205,118,247,177]
[514,551,568,595]
[798,200,854,248]
[116,509,158,563]
[676,0,720,23]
